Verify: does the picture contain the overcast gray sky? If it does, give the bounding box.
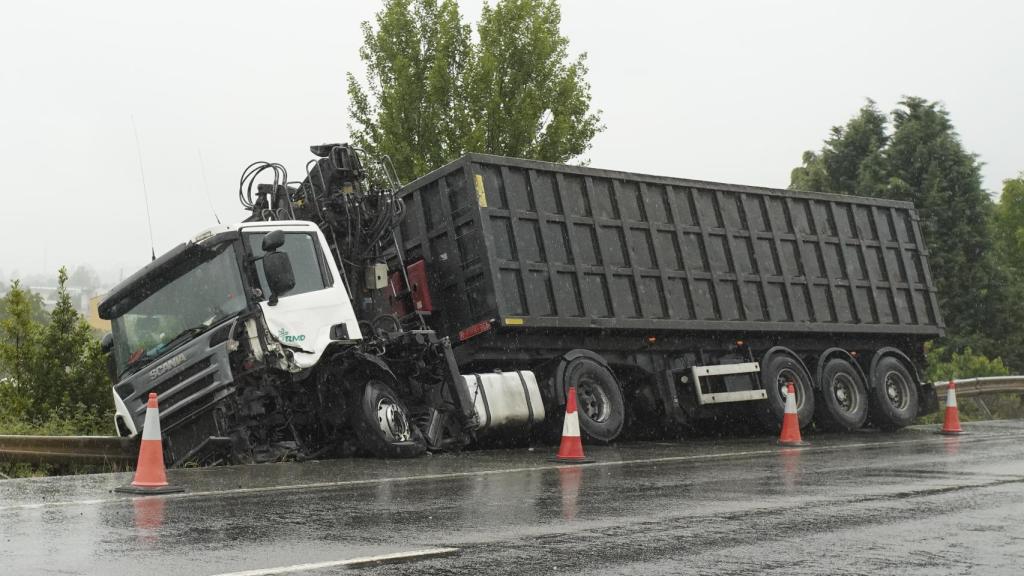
[1,1,1019,285]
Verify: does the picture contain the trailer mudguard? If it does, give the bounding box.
[759,346,813,388]
[815,348,869,390]
[867,347,934,415]
[551,349,613,406]
[867,347,921,388]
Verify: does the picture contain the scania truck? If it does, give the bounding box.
[99,143,941,465]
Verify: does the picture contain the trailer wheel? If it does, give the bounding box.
[814,359,868,431]
[349,379,426,458]
[868,356,919,430]
[562,357,625,443]
[757,352,815,430]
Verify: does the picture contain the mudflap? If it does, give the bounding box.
[918,382,940,416]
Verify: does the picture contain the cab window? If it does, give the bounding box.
[247,232,330,298]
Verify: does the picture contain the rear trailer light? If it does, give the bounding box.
[459,320,493,342]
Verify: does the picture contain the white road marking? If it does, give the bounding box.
[207,548,459,576]
[0,432,1018,512]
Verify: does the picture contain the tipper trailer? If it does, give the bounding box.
[98,144,942,465]
[391,154,944,436]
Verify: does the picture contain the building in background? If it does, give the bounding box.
[86,295,111,333]
[0,283,111,334]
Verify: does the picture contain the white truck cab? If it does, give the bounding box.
[237,220,362,369]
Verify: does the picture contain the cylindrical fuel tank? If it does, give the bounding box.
[462,371,546,430]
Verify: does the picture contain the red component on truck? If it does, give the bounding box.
[386,260,433,316]
[458,320,492,342]
[406,260,432,312]
[387,271,410,317]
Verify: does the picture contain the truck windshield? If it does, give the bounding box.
[110,243,246,377]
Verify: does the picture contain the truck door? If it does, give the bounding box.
[244,226,361,369]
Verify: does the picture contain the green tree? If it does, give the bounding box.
[33,268,110,415]
[0,283,48,326]
[464,0,601,163]
[790,100,888,197]
[347,0,472,182]
[991,174,1024,369]
[994,174,1024,271]
[790,97,1015,367]
[884,98,1006,358]
[347,0,602,183]
[0,280,41,390]
[0,269,111,432]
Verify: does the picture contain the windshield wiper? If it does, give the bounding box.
[159,325,210,353]
[119,356,147,379]
[117,325,209,379]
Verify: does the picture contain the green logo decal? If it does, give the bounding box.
[277,328,307,344]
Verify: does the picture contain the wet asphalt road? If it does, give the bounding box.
[3,421,1024,575]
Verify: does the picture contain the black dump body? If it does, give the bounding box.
[393,154,944,351]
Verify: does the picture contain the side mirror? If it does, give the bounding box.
[264,251,295,305]
[100,332,114,354]
[262,230,286,252]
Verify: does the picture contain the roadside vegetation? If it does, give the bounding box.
[790,100,1024,421]
[791,100,1024,374]
[917,344,1021,423]
[0,268,112,477]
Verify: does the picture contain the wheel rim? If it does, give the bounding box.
[375,395,412,442]
[776,368,804,410]
[576,375,611,423]
[831,372,860,414]
[883,370,911,411]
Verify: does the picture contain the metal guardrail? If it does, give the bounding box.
[933,376,1024,398]
[0,435,137,465]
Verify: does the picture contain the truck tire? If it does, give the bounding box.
[349,379,426,458]
[868,356,919,430]
[757,352,815,430]
[814,358,868,432]
[562,357,625,443]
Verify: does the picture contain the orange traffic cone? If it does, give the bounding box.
[550,387,593,463]
[116,393,183,495]
[939,380,964,435]
[778,381,809,446]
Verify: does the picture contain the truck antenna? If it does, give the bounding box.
[197,148,220,224]
[130,115,157,261]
